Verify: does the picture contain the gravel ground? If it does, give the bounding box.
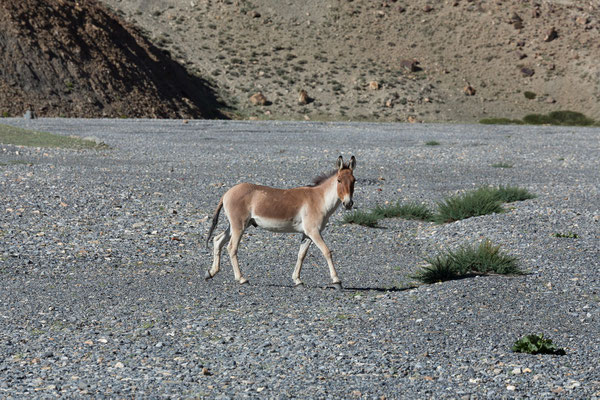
[1,118,599,399]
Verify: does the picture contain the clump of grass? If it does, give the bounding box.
[524,91,536,100]
[434,188,504,223]
[433,186,535,223]
[491,162,513,168]
[490,185,536,203]
[479,118,523,125]
[512,334,566,355]
[413,240,522,284]
[553,232,579,239]
[425,140,440,146]
[0,124,108,149]
[342,210,380,227]
[372,202,433,221]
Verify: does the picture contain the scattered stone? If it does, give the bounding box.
[463,84,476,96]
[423,5,433,12]
[520,67,535,77]
[400,59,420,72]
[249,92,269,106]
[298,89,311,105]
[576,16,589,25]
[369,81,380,90]
[114,362,124,369]
[545,97,556,104]
[23,110,36,119]
[510,12,523,29]
[247,10,261,18]
[544,27,558,42]
[516,51,527,60]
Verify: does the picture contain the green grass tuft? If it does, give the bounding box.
[425,140,441,146]
[523,91,536,100]
[342,210,380,227]
[0,124,108,149]
[372,202,433,221]
[434,188,504,223]
[413,240,522,284]
[553,232,579,239]
[491,162,513,168]
[490,185,536,203]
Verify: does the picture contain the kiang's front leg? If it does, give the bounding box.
[292,235,312,287]
[306,229,342,290]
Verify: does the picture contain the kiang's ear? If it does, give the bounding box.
[349,155,356,171]
[336,155,344,171]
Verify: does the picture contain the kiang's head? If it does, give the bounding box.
[335,155,356,210]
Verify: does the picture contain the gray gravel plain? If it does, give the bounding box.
[1,118,599,399]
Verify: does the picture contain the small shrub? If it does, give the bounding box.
[373,202,433,221]
[434,188,504,223]
[414,240,521,284]
[524,91,536,99]
[512,334,566,355]
[425,140,440,146]
[342,210,380,227]
[523,110,596,126]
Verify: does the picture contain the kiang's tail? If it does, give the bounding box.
[206,197,223,249]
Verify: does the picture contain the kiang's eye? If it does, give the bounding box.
[337,179,341,183]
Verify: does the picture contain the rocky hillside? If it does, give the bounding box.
[102,0,600,123]
[0,0,224,118]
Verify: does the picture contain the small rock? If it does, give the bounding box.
[544,27,558,42]
[115,362,124,369]
[423,5,433,12]
[298,89,311,105]
[545,97,556,104]
[249,92,269,106]
[24,110,36,119]
[463,84,476,96]
[520,67,535,77]
[400,59,420,72]
[507,385,516,391]
[248,10,261,18]
[368,81,380,90]
[576,16,588,25]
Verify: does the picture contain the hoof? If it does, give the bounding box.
[327,282,343,290]
[239,278,249,285]
[294,282,305,289]
[204,271,213,281]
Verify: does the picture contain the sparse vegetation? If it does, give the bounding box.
[491,162,513,168]
[372,202,433,221]
[481,111,597,126]
[342,210,380,227]
[524,91,536,100]
[553,232,579,239]
[512,334,566,355]
[413,240,522,284]
[0,124,108,149]
[425,140,440,146]
[434,188,504,223]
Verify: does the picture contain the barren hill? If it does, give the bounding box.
[102,0,600,123]
[0,0,225,118]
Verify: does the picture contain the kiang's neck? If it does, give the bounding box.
[320,175,341,212]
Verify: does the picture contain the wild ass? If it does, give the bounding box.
[205,155,356,289]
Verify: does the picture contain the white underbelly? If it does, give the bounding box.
[253,216,303,233]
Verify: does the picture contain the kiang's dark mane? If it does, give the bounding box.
[308,163,351,187]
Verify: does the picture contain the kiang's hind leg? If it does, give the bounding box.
[227,219,248,284]
[206,226,231,280]
[292,235,312,287]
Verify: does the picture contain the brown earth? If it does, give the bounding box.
[0,0,225,118]
[100,0,600,123]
